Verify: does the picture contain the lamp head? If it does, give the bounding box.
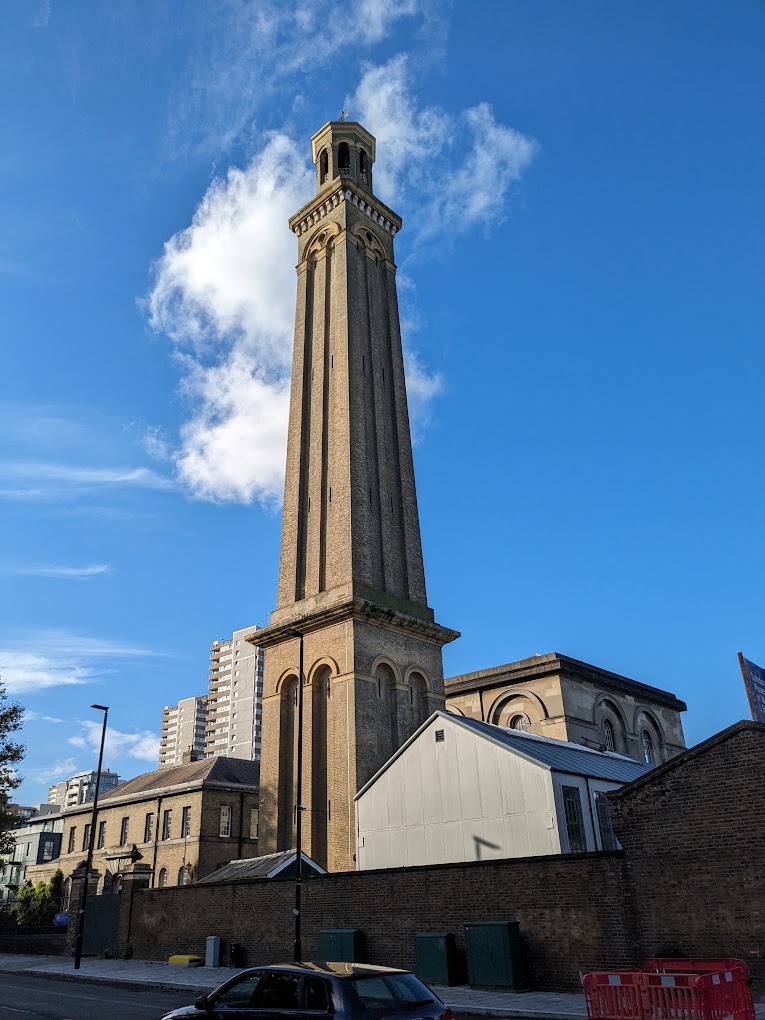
[91,704,109,712]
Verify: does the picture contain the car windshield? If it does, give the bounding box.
[349,973,435,1010]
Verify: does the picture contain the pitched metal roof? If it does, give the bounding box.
[197,850,326,884]
[356,710,653,799]
[453,714,654,783]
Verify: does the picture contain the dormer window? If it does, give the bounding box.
[319,148,329,184]
[338,142,350,177]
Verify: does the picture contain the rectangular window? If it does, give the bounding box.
[182,806,191,838]
[250,807,259,840]
[595,791,618,851]
[162,809,172,840]
[562,786,587,853]
[97,820,107,849]
[68,827,76,853]
[82,823,91,852]
[144,813,154,843]
[219,805,232,838]
[119,817,129,845]
[42,840,55,861]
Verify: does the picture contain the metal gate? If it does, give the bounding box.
[83,893,119,956]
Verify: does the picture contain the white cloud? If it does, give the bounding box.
[0,462,172,489]
[31,2,51,29]
[0,633,172,695]
[350,55,539,238]
[0,653,94,694]
[25,758,80,785]
[148,133,310,505]
[22,711,65,723]
[166,0,425,160]
[70,720,159,763]
[148,55,537,505]
[2,563,111,580]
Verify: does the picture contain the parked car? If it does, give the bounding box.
[160,961,454,1019]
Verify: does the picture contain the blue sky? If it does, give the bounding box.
[2,1,763,803]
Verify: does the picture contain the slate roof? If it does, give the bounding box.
[197,850,326,884]
[94,757,260,804]
[356,710,653,799]
[453,714,654,784]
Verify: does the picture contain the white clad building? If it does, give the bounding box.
[205,626,264,762]
[159,695,208,769]
[355,711,653,871]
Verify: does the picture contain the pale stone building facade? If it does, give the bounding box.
[27,758,260,895]
[250,121,458,873]
[445,652,686,765]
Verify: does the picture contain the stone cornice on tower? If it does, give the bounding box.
[246,596,459,651]
[289,182,402,238]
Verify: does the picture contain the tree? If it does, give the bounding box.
[0,676,24,861]
[14,870,63,926]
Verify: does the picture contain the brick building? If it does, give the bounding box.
[26,757,260,896]
[86,720,765,991]
[446,652,687,765]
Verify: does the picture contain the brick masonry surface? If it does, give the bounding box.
[110,721,765,992]
[124,852,634,990]
[609,720,765,984]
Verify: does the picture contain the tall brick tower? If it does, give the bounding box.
[248,121,458,872]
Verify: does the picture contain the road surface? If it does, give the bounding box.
[0,974,192,1020]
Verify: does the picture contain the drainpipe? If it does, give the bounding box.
[151,796,162,888]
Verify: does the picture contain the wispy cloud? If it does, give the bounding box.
[2,563,111,580]
[349,54,539,242]
[0,632,172,695]
[25,758,80,785]
[23,710,66,723]
[147,54,536,505]
[0,462,172,489]
[70,720,159,763]
[165,0,427,161]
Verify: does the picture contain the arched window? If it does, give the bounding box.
[319,148,328,184]
[359,148,368,183]
[158,867,168,888]
[178,866,188,887]
[642,730,655,764]
[510,714,530,732]
[338,142,350,176]
[603,719,615,752]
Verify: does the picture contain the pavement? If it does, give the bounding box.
[0,954,762,1020]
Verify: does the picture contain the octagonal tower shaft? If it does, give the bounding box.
[252,122,458,873]
[275,128,426,622]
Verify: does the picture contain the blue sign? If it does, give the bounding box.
[53,912,69,927]
[739,654,765,723]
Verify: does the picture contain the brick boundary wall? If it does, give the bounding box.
[124,851,635,990]
[609,720,765,986]
[46,721,763,991]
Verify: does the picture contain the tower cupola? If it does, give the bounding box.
[311,120,376,194]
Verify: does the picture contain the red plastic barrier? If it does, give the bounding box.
[583,962,755,1020]
[643,959,750,977]
[583,972,645,1020]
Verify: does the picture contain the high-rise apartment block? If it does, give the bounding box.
[48,769,120,808]
[205,627,264,761]
[159,695,208,769]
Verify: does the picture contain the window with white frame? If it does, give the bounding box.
[603,719,615,752]
[219,805,232,838]
[642,730,655,764]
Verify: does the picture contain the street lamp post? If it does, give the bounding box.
[73,704,109,970]
[284,629,304,962]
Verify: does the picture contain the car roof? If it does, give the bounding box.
[241,962,412,979]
